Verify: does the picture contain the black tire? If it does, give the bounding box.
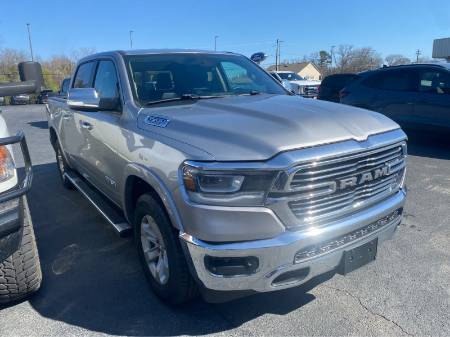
[134,194,197,305]
[0,197,42,304]
[55,144,74,190]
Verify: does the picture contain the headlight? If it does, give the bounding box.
[0,145,17,193]
[181,163,277,206]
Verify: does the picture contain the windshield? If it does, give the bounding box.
[125,53,286,105]
[278,72,304,81]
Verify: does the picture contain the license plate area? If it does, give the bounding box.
[338,238,378,275]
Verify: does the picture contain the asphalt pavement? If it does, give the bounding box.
[0,104,449,337]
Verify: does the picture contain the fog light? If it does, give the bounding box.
[204,256,259,277]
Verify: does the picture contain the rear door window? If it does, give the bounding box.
[73,62,96,88]
[94,60,119,99]
[61,79,70,93]
[326,75,358,88]
[418,70,450,95]
[364,70,417,92]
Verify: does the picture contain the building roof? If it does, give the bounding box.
[267,62,320,73]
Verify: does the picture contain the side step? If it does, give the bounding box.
[64,171,132,237]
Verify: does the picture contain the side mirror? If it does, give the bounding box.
[67,88,120,111]
[0,61,44,97]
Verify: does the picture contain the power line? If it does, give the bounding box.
[275,39,284,71]
[415,49,421,63]
[214,35,219,51]
[129,30,134,49]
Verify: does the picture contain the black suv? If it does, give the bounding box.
[340,63,450,131]
[317,73,358,102]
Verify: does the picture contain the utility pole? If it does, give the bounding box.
[275,39,283,71]
[26,23,34,61]
[330,45,336,67]
[129,30,134,49]
[214,35,219,51]
[416,49,421,63]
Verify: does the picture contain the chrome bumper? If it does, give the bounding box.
[180,189,406,293]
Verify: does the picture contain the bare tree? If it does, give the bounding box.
[0,48,27,81]
[70,47,97,62]
[41,55,75,90]
[334,45,354,72]
[334,45,382,73]
[385,54,411,66]
[417,55,431,63]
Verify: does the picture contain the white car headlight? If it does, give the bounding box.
[0,145,17,193]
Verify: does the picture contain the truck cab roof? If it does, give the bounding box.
[78,49,240,63]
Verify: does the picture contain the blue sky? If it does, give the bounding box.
[2,0,450,65]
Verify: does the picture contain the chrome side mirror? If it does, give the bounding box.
[67,88,100,110]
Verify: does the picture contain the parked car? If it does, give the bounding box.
[340,63,450,131]
[0,61,42,304]
[47,50,407,304]
[36,89,53,104]
[268,71,294,92]
[317,73,359,102]
[270,71,321,97]
[10,94,31,105]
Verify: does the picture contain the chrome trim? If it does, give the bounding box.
[276,140,406,229]
[64,173,131,234]
[181,189,405,292]
[183,129,407,230]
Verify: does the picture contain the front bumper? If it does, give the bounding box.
[181,189,405,293]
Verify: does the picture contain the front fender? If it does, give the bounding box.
[122,163,184,231]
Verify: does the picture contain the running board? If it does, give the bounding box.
[64,171,132,237]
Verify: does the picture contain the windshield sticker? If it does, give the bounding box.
[144,115,170,128]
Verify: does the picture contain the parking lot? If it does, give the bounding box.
[0,104,449,337]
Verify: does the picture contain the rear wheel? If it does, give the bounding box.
[0,197,42,304]
[135,194,197,305]
[55,144,74,189]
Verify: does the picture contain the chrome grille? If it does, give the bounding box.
[275,142,406,228]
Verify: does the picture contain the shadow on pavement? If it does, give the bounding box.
[27,121,48,129]
[25,162,327,336]
[404,128,450,160]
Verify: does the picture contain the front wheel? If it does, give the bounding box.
[135,194,197,305]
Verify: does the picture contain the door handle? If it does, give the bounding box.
[62,112,72,120]
[79,120,94,130]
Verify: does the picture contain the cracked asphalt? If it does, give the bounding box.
[0,104,449,337]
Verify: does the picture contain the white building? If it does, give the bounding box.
[433,38,450,62]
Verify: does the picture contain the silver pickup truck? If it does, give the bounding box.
[47,50,407,304]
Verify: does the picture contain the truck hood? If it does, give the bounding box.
[137,94,400,161]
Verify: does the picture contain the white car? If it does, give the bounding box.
[272,71,321,98]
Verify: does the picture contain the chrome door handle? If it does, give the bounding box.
[79,120,94,130]
[62,112,72,120]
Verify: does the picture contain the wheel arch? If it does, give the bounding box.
[123,164,184,232]
[49,126,58,151]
